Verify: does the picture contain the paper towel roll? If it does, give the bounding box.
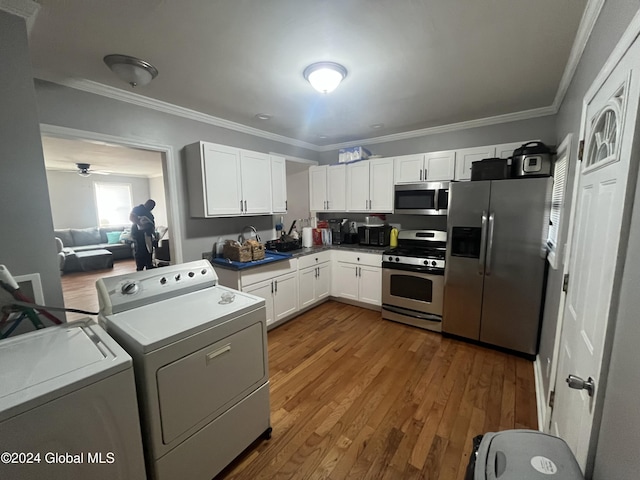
[302,227,313,248]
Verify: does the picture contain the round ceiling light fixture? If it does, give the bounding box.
[103,54,158,87]
[303,62,347,94]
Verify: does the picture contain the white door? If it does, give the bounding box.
[202,143,242,216]
[298,267,316,309]
[240,150,272,214]
[369,158,394,212]
[425,151,456,181]
[273,272,298,321]
[358,265,382,306]
[550,39,640,470]
[394,154,425,183]
[346,161,370,211]
[326,164,347,211]
[270,155,287,213]
[454,145,495,181]
[335,262,358,300]
[309,166,327,212]
[243,280,275,326]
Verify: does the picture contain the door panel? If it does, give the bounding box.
[479,177,551,354]
[346,161,370,211]
[358,266,381,306]
[273,273,298,321]
[298,267,316,309]
[240,150,272,214]
[316,263,331,300]
[327,164,346,211]
[443,181,491,339]
[202,144,242,216]
[270,155,287,213]
[394,154,425,183]
[369,158,394,212]
[243,281,274,326]
[309,166,327,212]
[551,38,640,471]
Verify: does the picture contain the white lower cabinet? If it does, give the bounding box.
[243,272,298,326]
[298,263,331,309]
[332,251,382,307]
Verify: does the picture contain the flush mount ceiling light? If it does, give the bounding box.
[103,54,158,87]
[76,163,92,177]
[303,62,347,94]
[255,113,272,120]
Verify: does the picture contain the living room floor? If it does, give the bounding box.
[60,258,136,321]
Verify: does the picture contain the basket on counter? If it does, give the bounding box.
[251,243,265,261]
[223,243,252,262]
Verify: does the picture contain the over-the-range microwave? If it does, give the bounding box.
[394,181,450,215]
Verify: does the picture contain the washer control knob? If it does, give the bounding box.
[188,271,195,278]
[395,257,400,262]
[160,277,167,285]
[424,260,429,265]
[432,261,437,267]
[175,274,181,281]
[201,269,207,275]
[388,256,393,261]
[121,282,138,295]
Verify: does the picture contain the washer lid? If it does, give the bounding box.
[0,320,132,422]
[102,285,265,353]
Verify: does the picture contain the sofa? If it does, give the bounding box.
[54,226,134,273]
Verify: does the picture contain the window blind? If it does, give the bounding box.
[548,154,567,250]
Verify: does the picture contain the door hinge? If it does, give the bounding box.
[549,390,555,408]
[562,273,569,293]
[578,140,584,161]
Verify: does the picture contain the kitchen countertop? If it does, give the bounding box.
[206,244,388,271]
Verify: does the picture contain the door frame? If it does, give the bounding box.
[40,123,184,265]
[547,13,640,473]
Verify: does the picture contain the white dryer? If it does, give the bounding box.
[0,320,146,480]
[96,260,270,480]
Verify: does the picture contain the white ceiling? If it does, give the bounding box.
[42,136,163,178]
[29,0,587,147]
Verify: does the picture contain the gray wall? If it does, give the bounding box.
[0,11,64,322]
[149,176,168,228]
[317,115,557,165]
[46,170,151,228]
[537,0,640,427]
[34,79,320,262]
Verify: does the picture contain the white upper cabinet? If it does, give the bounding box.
[270,155,287,213]
[346,161,370,211]
[425,150,456,181]
[394,154,425,183]
[309,165,347,212]
[346,158,394,213]
[185,142,242,217]
[395,152,455,183]
[240,150,272,214]
[185,141,280,217]
[369,158,394,212]
[454,145,496,181]
[327,165,347,211]
[309,165,328,212]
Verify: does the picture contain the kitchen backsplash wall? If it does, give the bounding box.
[318,212,447,232]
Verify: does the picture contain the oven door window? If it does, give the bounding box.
[390,274,433,303]
[395,190,436,210]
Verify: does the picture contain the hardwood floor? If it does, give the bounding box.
[60,269,538,478]
[217,301,538,480]
[60,259,136,321]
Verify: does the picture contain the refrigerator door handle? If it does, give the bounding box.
[486,212,495,276]
[479,210,488,274]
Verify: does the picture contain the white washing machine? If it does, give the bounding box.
[96,260,270,480]
[0,319,147,480]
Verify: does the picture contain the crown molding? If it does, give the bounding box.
[318,106,557,152]
[35,73,320,152]
[552,0,605,110]
[0,0,39,18]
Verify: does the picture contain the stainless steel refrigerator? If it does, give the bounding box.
[443,177,552,356]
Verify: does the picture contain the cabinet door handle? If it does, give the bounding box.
[244,200,247,212]
[275,280,278,293]
[359,267,361,277]
[240,200,244,212]
[206,344,231,364]
[355,267,358,277]
[327,200,330,210]
[424,168,427,180]
[285,200,288,210]
[420,169,423,181]
[271,281,273,293]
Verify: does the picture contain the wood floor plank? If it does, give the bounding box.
[60,270,538,480]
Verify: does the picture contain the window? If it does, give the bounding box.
[547,134,572,269]
[94,183,133,226]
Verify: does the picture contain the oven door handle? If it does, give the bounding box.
[479,210,488,275]
[485,212,495,276]
[434,188,439,211]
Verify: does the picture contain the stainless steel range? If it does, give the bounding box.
[382,230,446,332]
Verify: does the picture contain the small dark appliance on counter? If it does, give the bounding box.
[471,157,510,181]
[511,141,554,178]
[328,218,359,244]
[358,225,393,246]
[265,237,300,252]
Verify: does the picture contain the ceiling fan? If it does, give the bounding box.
[75,163,110,177]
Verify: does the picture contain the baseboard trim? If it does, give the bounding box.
[533,355,547,432]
